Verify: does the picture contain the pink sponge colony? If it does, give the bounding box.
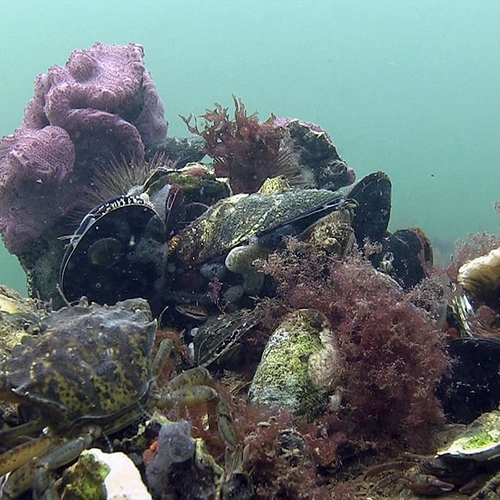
[0,43,167,254]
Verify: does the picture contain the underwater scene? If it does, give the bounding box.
[1,1,500,499]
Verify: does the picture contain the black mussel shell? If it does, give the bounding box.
[373,228,432,290]
[347,171,391,244]
[60,196,167,306]
[437,337,500,424]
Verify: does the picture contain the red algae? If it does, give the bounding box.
[181,95,288,194]
[236,405,334,499]
[259,239,450,453]
[449,231,500,280]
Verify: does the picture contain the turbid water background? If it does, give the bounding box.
[1,0,499,295]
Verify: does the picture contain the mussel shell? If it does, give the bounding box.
[437,337,500,424]
[346,171,391,244]
[372,228,432,290]
[60,196,167,306]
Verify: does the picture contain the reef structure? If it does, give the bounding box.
[0,42,167,256]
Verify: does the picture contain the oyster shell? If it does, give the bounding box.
[437,410,500,461]
[458,247,500,312]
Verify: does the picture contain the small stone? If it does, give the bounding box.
[200,262,227,281]
[225,243,269,295]
[87,449,152,500]
[223,284,245,303]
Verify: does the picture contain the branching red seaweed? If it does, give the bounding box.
[448,231,500,280]
[258,239,450,453]
[181,96,294,194]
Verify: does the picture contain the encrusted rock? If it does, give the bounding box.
[146,420,196,498]
[248,308,343,419]
[59,449,110,500]
[145,420,225,500]
[0,285,41,358]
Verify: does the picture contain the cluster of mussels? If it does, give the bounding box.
[7,106,500,499]
[59,121,428,317]
[54,119,437,490]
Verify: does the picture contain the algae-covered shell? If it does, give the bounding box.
[0,285,41,357]
[248,308,343,419]
[457,247,500,312]
[173,187,344,266]
[437,410,500,461]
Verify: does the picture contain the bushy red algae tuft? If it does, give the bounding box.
[259,238,450,453]
[181,95,290,194]
[449,231,500,280]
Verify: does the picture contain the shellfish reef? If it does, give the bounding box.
[1,43,500,500]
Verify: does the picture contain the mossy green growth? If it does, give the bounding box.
[60,450,110,500]
[459,432,498,450]
[439,410,500,459]
[163,172,203,190]
[249,309,343,420]
[257,175,292,194]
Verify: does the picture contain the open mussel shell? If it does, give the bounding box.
[437,337,500,424]
[60,196,167,306]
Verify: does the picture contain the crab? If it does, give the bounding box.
[0,298,240,499]
[404,411,500,498]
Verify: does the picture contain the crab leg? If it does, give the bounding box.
[0,419,45,448]
[1,427,102,499]
[166,366,215,392]
[0,436,51,476]
[31,432,97,500]
[162,384,219,410]
[151,338,174,379]
[405,466,455,495]
[158,366,240,450]
[215,398,239,449]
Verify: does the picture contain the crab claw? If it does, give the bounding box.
[405,467,455,496]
